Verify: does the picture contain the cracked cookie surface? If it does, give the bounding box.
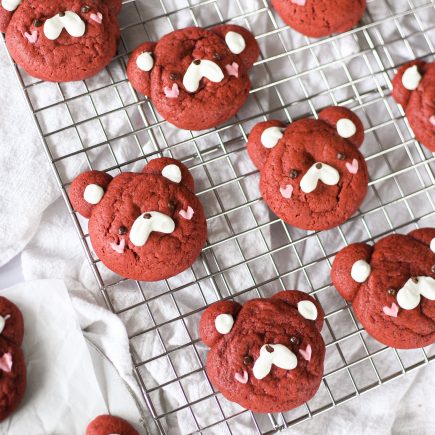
[332,228,435,349]
[200,291,325,413]
[271,0,366,37]
[247,106,368,231]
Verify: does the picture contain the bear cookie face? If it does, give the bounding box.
[69,158,207,282]
[1,0,121,82]
[200,291,325,413]
[127,26,260,131]
[0,297,26,422]
[331,228,435,349]
[271,0,366,38]
[392,61,435,151]
[247,106,369,231]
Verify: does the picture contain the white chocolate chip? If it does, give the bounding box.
[83,184,104,205]
[215,313,234,334]
[351,260,371,283]
[336,118,357,138]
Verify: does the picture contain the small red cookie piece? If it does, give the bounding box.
[331,228,435,349]
[2,0,121,82]
[392,61,435,151]
[271,0,366,38]
[0,344,26,422]
[86,415,139,435]
[69,158,207,281]
[200,291,325,413]
[127,26,260,131]
[247,106,368,231]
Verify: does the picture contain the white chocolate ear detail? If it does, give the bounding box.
[161,164,182,183]
[402,65,422,91]
[351,260,371,283]
[430,238,435,253]
[136,52,154,72]
[215,314,234,334]
[225,31,246,55]
[83,184,105,205]
[2,0,21,12]
[297,300,318,321]
[261,126,284,149]
[336,118,357,138]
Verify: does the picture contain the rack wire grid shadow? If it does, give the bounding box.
[2,0,435,434]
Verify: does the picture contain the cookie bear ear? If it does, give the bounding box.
[247,120,287,170]
[127,42,157,98]
[69,171,113,219]
[143,157,195,192]
[408,228,435,251]
[200,300,242,348]
[211,25,260,70]
[331,243,373,303]
[0,0,21,33]
[392,61,427,108]
[319,106,365,149]
[272,290,325,332]
[103,0,122,15]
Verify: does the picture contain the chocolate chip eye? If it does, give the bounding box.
[387,288,397,296]
[118,226,127,235]
[81,5,91,13]
[290,336,300,345]
[33,19,42,27]
[213,52,222,61]
[168,200,176,210]
[170,73,178,81]
[243,355,253,365]
[337,152,346,160]
[289,169,299,179]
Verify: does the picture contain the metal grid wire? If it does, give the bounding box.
[3,0,435,433]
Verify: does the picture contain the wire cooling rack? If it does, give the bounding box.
[3,0,435,433]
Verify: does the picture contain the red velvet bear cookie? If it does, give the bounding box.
[247,107,368,231]
[392,60,435,151]
[127,26,260,131]
[1,0,121,82]
[331,228,435,349]
[271,0,366,38]
[200,291,325,413]
[0,296,26,422]
[86,414,139,435]
[69,158,207,281]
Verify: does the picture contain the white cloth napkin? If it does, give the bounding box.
[1,0,434,434]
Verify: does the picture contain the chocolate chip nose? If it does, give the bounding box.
[59,11,66,17]
[316,163,322,170]
[193,59,201,65]
[143,213,152,220]
[265,345,274,353]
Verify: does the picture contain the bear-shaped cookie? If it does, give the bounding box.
[271,0,366,38]
[0,297,26,422]
[247,106,368,231]
[127,26,260,131]
[69,158,207,281]
[331,228,435,349]
[1,0,121,82]
[200,291,325,413]
[392,60,435,151]
[86,415,139,435]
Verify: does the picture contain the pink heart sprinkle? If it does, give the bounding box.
[90,12,103,24]
[0,352,12,373]
[110,238,125,254]
[280,184,293,199]
[234,370,249,384]
[226,62,239,78]
[179,206,194,220]
[346,158,359,174]
[164,83,180,99]
[383,302,399,318]
[430,115,435,127]
[24,30,38,44]
[299,344,312,362]
[291,0,306,5]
